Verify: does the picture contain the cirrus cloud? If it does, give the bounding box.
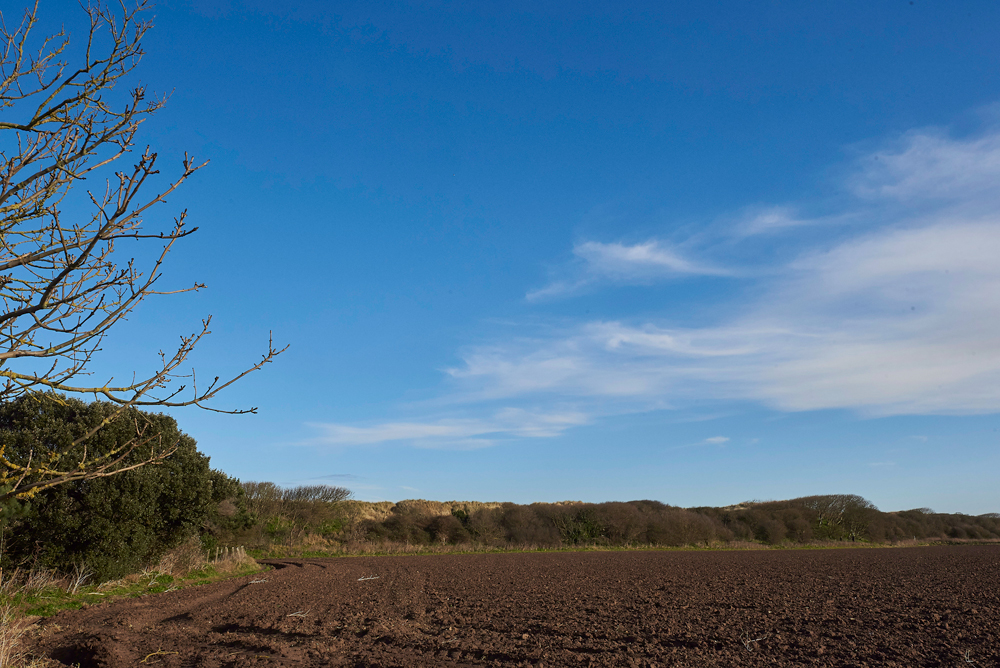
[526,239,732,301]
[314,123,1000,449]
[456,127,1000,417]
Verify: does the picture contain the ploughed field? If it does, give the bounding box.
[30,546,999,667]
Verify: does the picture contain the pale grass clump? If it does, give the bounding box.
[1,567,56,668]
[155,536,208,576]
[296,533,334,550]
[152,537,256,578]
[291,538,523,558]
[92,538,258,592]
[205,545,257,574]
[0,603,64,668]
[0,600,28,668]
[0,569,59,602]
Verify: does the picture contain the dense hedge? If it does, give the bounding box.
[0,395,248,581]
[229,490,1000,551]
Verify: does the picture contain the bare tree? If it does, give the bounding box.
[797,494,877,541]
[0,1,285,505]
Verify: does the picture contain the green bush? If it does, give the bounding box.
[0,395,244,581]
[237,482,351,545]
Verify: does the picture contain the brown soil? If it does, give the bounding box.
[27,545,1000,667]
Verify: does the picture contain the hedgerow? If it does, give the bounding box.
[0,395,248,581]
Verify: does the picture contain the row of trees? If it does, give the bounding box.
[2,394,996,582]
[356,501,729,548]
[224,490,1000,552]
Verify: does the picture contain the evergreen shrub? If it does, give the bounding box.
[0,395,246,581]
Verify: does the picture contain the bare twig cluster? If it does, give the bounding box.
[0,1,285,504]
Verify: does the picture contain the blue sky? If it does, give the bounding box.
[27,0,1000,513]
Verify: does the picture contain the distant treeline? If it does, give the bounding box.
[231,485,1000,551]
[6,395,997,584]
[4,390,996,584]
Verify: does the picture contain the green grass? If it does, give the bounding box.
[1,561,263,619]
[246,535,1000,562]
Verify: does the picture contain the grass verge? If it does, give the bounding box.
[3,561,262,619]
[0,540,263,667]
[248,535,1000,561]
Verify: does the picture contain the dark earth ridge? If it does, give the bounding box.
[27,545,1000,667]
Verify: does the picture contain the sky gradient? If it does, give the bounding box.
[26,0,1000,514]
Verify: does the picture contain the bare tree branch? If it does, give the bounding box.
[0,1,286,503]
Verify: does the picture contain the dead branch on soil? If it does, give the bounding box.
[140,648,179,664]
[740,630,770,651]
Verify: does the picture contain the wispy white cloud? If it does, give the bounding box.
[669,435,732,450]
[308,473,362,481]
[310,420,479,444]
[728,205,863,240]
[527,239,731,300]
[574,240,730,278]
[315,124,1000,448]
[308,407,589,448]
[525,280,587,302]
[853,130,1000,207]
[453,127,1000,417]
[734,206,812,237]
